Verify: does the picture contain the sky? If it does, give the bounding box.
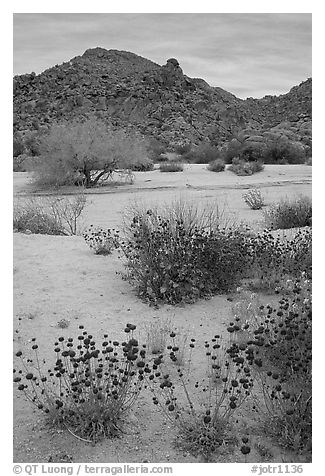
[13,13,312,99]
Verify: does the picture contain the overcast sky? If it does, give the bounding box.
[13,13,312,99]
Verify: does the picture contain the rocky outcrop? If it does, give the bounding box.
[13,48,312,149]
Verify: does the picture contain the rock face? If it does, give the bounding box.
[13,47,312,148]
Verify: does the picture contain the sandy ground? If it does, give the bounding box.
[13,165,312,463]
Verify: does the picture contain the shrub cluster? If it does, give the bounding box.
[83,225,120,255]
[263,195,312,230]
[13,324,149,442]
[222,138,307,165]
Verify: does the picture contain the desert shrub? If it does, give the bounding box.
[222,140,243,164]
[83,225,120,255]
[13,135,25,157]
[47,194,87,235]
[228,276,312,453]
[129,156,154,172]
[146,331,253,460]
[121,210,250,304]
[263,140,306,164]
[147,138,167,162]
[13,154,28,172]
[13,199,65,235]
[174,143,191,155]
[182,143,222,164]
[207,159,225,172]
[244,229,312,291]
[263,195,312,230]
[13,195,87,236]
[13,324,150,442]
[305,157,312,166]
[228,158,264,176]
[27,117,147,188]
[243,188,265,210]
[159,162,184,172]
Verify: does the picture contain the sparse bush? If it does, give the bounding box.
[83,225,120,255]
[263,195,312,230]
[13,324,149,442]
[183,143,221,164]
[145,318,172,355]
[27,117,147,188]
[146,331,253,460]
[13,199,65,235]
[159,162,184,172]
[13,195,87,235]
[243,189,265,210]
[207,159,225,172]
[228,158,264,176]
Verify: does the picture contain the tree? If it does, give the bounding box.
[28,117,148,188]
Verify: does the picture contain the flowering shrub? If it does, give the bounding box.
[244,228,312,291]
[243,188,265,210]
[13,324,150,442]
[263,195,312,230]
[227,275,312,453]
[83,225,120,255]
[146,331,253,460]
[121,211,250,304]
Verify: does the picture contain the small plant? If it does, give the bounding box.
[83,225,120,255]
[263,195,312,230]
[13,324,149,442]
[207,159,225,172]
[159,162,184,172]
[228,158,264,176]
[145,318,172,355]
[47,193,87,235]
[243,189,265,210]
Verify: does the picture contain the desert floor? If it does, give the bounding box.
[13,164,312,463]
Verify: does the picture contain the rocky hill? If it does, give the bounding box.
[13,47,312,149]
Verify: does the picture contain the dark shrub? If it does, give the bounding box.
[174,143,191,155]
[207,159,225,172]
[263,140,306,164]
[159,162,184,172]
[13,136,25,157]
[228,158,264,175]
[147,138,167,162]
[129,157,154,172]
[121,212,249,304]
[13,154,28,172]
[263,195,312,229]
[183,143,222,164]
